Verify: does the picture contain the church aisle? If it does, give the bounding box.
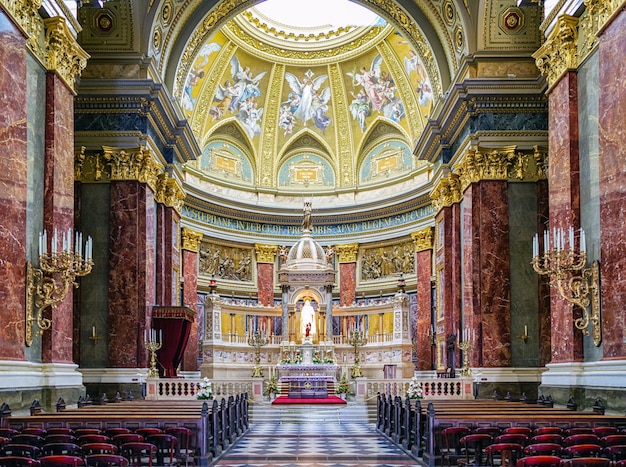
[211,420,421,467]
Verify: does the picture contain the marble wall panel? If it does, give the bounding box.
[0,14,27,360]
[339,262,356,306]
[598,10,626,359]
[415,249,433,371]
[182,249,199,371]
[256,262,274,306]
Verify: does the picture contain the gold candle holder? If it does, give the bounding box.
[347,329,367,378]
[458,339,473,377]
[144,329,162,378]
[248,330,269,378]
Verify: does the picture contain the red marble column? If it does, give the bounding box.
[339,262,356,306]
[415,246,433,371]
[547,71,583,363]
[108,181,156,368]
[598,10,626,360]
[155,205,180,306]
[181,242,199,372]
[0,16,27,360]
[41,72,76,364]
[257,263,274,307]
[537,180,552,366]
[462,181,511,368]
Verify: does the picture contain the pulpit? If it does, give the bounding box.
[152,306,195,378]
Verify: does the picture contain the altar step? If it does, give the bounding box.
[249,401,376,425]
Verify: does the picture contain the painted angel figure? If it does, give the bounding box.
[347,55,387,112]
[182,42,221,112]
[284,70,332,131]
[228,56,267,111]
[403,48,433,106]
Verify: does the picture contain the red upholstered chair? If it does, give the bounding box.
[440,426,471,467]
[515,455,562,467]
[0,456,41,467]
[10,436,43,448]
[534,428,564,436]
[593,427,619,438]
[84,455,129,467]
[165,427,193,466]
[72,430,101,438]
[495,434,529,446]
[601,434,626,447]
[615,460,626,467]
[0,430,19,440]
[558,458,610,466]
[562,434,600,447]
[0,439,10,449]
[104,429,130,439]
[44,430,73,437]
[524,443,563,457]
[111,434,144,447]
[20,430,46,438]
[146,434,177,466]
[80,443,118,456]
[475,427,503,437]
[41,444,81,457]
[134,429,162,438]
[43,436,77,446]
[504,428,532,436]
[561,443,602,459]
[530,434,563,445]
[603,444,626,462]
[120,442,157,467]
[564,428,594,436]
[485,442,524,467]
[39,455,85,467]
[77,436,110,446]
[1,444,41,459]
[457,434,493,466]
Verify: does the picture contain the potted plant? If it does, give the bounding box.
[406,376,424,400]
[196,377,214,400]
[335,374,351,399]
[265,376,279,399]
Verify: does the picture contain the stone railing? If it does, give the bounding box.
[146,378,254,401]
[365,377,474,400]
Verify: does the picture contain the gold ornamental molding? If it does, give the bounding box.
[579,0,624,59]
[155,173,186,213]
[0,0,44,58]
[181,227,203,253]
[103,146,163,193]
[335,243,359,263]
[43,17,89,94]
[429,172,462,213]
[532,15,579,92]
[411,227,434,252]
[254,243,278,264]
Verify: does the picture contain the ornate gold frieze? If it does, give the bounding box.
[200,241,253,281]
[361,240,415,280]
[579,0,623,60]
[258,63,283,187]
[0,0,44,58]
[101,146,163,193]
[155,173,186,213]
[181,227,203,252]
[43,17,89,94]
[254,243,278,264]
[430,172,462,212]
[411,227,434,252]
[328,63,353,186]
[533,15,579,91]
[335,243,359,263]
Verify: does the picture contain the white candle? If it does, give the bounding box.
[92,326,96,338]
[580,229,586,253]
[524,325,527,336]
[569,226,574,250]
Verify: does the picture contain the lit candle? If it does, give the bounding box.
[524,325,527,336]
[92,326,96,338]
[569,226,574,250]
[580,229,586,253]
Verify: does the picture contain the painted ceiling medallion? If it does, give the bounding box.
[501,7,525,33]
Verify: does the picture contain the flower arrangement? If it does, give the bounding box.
[406,376,424,399]
[264,377,279,396]
[335,374,351,395]
[196,377,214,400]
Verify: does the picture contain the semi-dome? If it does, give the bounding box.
[286,231,327,268]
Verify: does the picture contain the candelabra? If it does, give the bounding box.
[144,329,162,378]
[25,229,93,346]
[458,339,473,377]
[531,227,601,346]
[248,330,269,377]
[347,329,367,378]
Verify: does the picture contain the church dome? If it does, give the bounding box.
[286,231,327,269]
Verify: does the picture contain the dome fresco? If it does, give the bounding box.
[180,2,433,200]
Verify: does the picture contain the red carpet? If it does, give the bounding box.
[271,395,347,405]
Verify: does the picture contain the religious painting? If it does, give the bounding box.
[209,55,268,139]
[396,41,433,108]
[200,142,254,186]
[346,53,405,132]
[281,69,332,136]
[277,154,335,189]
[181,37,224,116]
[359,141,413,185]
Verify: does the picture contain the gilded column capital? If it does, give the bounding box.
[335,243,359,263]
[411,227,434,252]
[579,0,623,58]
[181,228,203,253]
[43,17,89,94]
[102,146,163,193]
[255,244,278,264]
[0,0,44,58]
[533,15,579,91]
[430,172,462,212]
[155,173,186,213]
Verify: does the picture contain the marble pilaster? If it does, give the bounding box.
[181,248,199,371]
[548,72,583,363]
[155,205,179,306]
[415,248,433,371]
[0,14,27,360]
[41,72,76,364]
[108,181,156,368]
[598,9,626,359]
[339,262,356,306]
[257,263,274,306]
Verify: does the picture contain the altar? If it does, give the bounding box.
[276,362,339,399]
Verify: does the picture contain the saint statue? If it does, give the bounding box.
[300,298,316,339]
[302,201,312,231]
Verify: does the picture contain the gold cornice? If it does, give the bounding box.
[0,0,44,60]
[181,227,203,252]
[579,0,624,61]
[103,146,163,193]
[43,17,89,94]
[254,244,278,263]
[532,15,578,91]
[335,243,359,263]
[155,173,186,213]
[430,172,462,212]
[411,227,433,252]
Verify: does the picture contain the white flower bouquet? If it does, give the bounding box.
[406,376,424,399]
[197,377,214,400]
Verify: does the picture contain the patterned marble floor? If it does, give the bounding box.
[210,419,421,467]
